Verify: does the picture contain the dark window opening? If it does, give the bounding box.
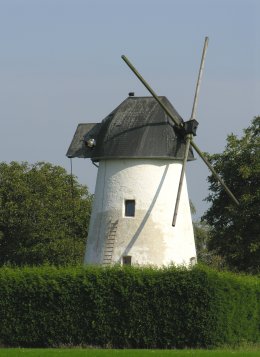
[125,199,135,217]
[122,256,132,266]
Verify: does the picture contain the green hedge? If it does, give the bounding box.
[0,265,259,348]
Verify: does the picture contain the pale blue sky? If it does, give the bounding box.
[0,0,259,218]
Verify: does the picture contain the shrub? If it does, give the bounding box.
[0,265,259,348]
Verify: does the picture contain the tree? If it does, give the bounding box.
[0,161,93,266]
[202,117,260,273]
[191,202,222,268]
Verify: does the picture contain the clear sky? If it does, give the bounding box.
[0,0,259,218]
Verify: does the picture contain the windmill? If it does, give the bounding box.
[67,37,239,267]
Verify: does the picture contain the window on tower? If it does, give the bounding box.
[125,199,135,217]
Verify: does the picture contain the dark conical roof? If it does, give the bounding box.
[66,96,195,161]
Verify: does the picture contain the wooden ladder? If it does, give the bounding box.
[102,220,118,265]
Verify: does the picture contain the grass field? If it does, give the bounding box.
[0,349,259,357]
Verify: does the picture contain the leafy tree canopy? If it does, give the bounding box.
[202,117,260,273]
[0,161,93,266]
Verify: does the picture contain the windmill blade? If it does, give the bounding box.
[121,54,239,207]
[173,37,209,226]
[172,135,192,226]
[190,36,209,120]
[121,55,182,129]
[190,140,239,205]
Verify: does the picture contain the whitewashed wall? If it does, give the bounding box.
[84,159,196,267]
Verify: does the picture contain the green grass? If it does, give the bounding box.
[0,349,259,357]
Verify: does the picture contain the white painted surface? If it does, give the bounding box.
[84,159,196,267]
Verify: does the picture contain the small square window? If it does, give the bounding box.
[125,200,135,217]
[122,256,132,266]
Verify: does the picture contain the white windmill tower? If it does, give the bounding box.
[66,37,239,267]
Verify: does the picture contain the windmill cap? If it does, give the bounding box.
[66,96,195,162]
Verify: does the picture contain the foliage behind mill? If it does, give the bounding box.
[0,161,93,266]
